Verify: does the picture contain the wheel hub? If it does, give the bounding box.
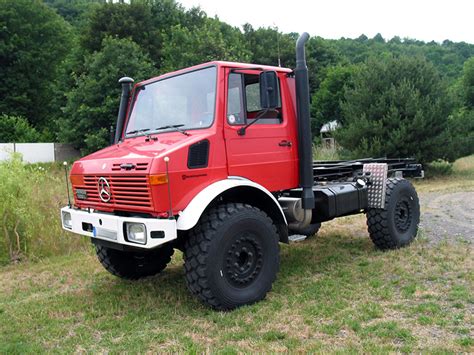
[225,233,263,287]
[395,198,412,233]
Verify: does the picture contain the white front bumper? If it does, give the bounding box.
[60,206,177,249]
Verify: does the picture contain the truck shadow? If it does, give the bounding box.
[87,232,382,316]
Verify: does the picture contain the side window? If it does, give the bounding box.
[245,83,261,112]
[244,74,283,124]
[226,71,283,126]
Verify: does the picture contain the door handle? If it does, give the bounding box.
[279,140,292,147]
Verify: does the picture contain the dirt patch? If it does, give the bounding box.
[419,190,474,244]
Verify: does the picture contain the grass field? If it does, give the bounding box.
[0,157,472,352]
[415,155,474,193]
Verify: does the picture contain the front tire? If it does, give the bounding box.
[184,203,279,310]
[367,178,420,250]
[95,244,174,280]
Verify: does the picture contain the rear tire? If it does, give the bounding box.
[95,244,174,280]
[367,178,420,250]
[184,203,279,310]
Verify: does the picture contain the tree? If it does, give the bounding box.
[150,0,186,32]
[44,0,102,27]
[306,37,342,92]
[372,33,385,43]
[243,25,297,68]
[310,65,359,136]
[446,57,474,159]
[337,55,452,164]
[461,57,474,108]
[447,109,474,159]
[0,0,72,127]
[81,2,162,63]
[161,19,250,72]
[58,37,155,154]
[389,36,402,45]
[0,115,41,142]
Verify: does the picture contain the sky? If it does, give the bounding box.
[178,0,474,44]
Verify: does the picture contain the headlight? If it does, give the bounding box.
[125,223,147,244]
[62,211,72,229]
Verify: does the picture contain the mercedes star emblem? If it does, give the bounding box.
[98,177,111,203]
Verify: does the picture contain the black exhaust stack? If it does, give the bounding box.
[295,32,315,209]
[114,76,134,144]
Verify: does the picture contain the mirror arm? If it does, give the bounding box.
[237,109,270,136]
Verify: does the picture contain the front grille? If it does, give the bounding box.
[74,175,152,211]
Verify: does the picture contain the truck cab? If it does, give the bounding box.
[69,62,299,216]
[61,33,422,310]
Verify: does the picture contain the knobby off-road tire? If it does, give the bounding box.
[184,203,280,310]
[95,244,174,280]
[367,177,420,250]
[290,223,322,238]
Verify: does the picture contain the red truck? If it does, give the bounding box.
[61,33,422,310]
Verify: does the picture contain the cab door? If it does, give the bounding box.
[224,69,299,192]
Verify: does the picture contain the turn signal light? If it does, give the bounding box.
[149,174,168,185]
[70,175,84,186]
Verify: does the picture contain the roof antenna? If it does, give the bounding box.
[274,24,281,67]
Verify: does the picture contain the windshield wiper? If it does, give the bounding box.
[155,124,190,136]
[126,128,150,136]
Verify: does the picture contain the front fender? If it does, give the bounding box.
[176,177,287,231]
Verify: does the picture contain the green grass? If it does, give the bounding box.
[415,155,474,193]
[313,145,341,161]
[0,155,472,352]
[0,230,472,352]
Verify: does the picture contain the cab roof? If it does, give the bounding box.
[138,61,293,87]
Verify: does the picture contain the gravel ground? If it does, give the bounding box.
[291,189,474,246]
[419,190,474,244]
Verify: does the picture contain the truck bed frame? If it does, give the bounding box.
[312,158,423,183]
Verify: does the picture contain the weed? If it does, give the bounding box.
[0,154,88,264]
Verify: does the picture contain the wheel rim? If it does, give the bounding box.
[224,232,263,288]
[394,197,412,233]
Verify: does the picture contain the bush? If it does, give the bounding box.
[425,160,454,177]
[0,114,41,142]
[0,154,88,264]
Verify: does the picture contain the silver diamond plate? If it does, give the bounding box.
[363,163,388,208]
[288,234,307,243]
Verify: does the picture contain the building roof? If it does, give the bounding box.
[320,120,340,133]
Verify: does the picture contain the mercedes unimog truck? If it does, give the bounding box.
[61,33,422,310]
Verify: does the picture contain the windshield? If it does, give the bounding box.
[125,66,217,137]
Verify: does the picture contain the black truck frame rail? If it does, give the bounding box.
[312,158,423,182]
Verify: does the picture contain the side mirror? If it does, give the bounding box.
[259,71,279,109]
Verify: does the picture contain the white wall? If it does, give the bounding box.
[0,143,80,163]
[0,143,15,161]
[14,143,55,163]
[1,143,56,163]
